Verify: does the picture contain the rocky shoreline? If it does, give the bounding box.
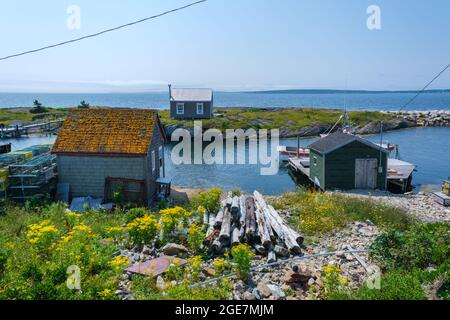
[163,109,450,139]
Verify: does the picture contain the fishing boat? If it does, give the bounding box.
[277,145,310,162]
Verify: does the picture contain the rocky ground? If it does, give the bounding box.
[231,221,379,300]
[115,190,448,301]
[338,191,450,223]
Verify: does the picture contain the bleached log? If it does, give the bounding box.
[214,207,224,229]
[245,197,256,241]
[254,204,272,248]
[219,207,231,243]
[238,196,247,240]
[203,212,209,226]
[212,238,223,254]
[231,196,240,221]
[204,228,220,247]
[254,198,275,241]
[254,190,304,245]
[231,226,240,247]
[208,213,216,227]
[268,204,304,245]
[267,249,277,263]
[254,191,302,254]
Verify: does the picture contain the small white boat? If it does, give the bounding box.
[277,145,310,162]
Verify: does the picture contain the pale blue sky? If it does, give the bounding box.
[0,0,449,93]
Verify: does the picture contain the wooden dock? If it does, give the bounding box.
[288,157,311,177]
[0,119,64,139]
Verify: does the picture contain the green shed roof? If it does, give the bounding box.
[308,132,389,155]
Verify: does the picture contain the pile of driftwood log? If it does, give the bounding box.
[203,191,304,262]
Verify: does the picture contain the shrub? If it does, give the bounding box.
[187,224,205,253]
[349,271,426,300]
[29,100,48,114]
[212,253,232,276]
[320,264,350,299]
[127,215,161,246]
[272,191,414,235]
[26,220,59,250]
[160,207,191,239]
[132,276,232,300]
[109,256,131,271]
[125,207,150,223]
[231,244,254,280]
[191,188,223,213]
[187,256,203,282]
[370,222,450,270]
[77,101,90,109]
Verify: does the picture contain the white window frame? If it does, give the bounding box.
[151,150,156,173]
[196,103,204,115]
[176,103,185,115]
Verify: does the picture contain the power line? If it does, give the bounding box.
[399,64,450,112]
[0,0,207,62]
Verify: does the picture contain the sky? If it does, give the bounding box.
[0,0,450,93]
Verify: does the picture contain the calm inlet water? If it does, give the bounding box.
[1,91,450,111]
[5,127,449,195]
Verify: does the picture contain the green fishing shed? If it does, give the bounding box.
[308,132,389,191]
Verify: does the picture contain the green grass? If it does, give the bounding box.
[271,190,415,236]
[0,107,68,125]
[158,107,393,135]
[1,106,393,136]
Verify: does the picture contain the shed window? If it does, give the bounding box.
[151,150,156,172]
[313,156,318,166]
[196,103,204,115]
[176,103,184,115]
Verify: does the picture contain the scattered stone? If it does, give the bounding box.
[156,276,165,290]
[252,288,261,300]
[202,267,216,277]
[267,284,285,300]
[256,283,272,299]
[243,291,257,300]
[283,268,312,285]
[161,243,189,256]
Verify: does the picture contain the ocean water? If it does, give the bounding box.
[4,127,449,195]
[1,91,450,111]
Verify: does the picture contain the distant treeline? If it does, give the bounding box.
[246,89,450,95]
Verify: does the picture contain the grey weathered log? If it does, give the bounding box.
[238,195,247,240]
[211,238,223,254]
[253,244,267,255]
[254,191,302,254]
[254,205,272,248]
[267,204,304,245]
[245,197,257,241]
[214,207,224,229]
[219,207,231,243]
[204,228,220,247]
[267,249,277,263]
[231,196,240,221]
[203,212,209,226]
[254,198,275,241]
[231,226,240,247]
[225,196,233,208]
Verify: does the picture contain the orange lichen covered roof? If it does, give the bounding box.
[52,108,161,156]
